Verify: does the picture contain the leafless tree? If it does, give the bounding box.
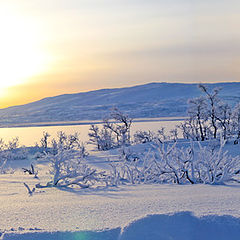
[89,108,133,150]
[187,97,208,141]
[198,84,221,139]
[40,131,51,151]
[104,108,132,146]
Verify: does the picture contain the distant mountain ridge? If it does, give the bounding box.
[1,82,240,127]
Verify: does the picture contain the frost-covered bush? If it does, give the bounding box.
[178,119,212,141]
[88,125,114,150]
[169,128,179,142]
[178,84,240,141]
[0,137,28,173]
[0,153,8,174]
[8,137,20,150]
[134,130,154,144]
[157,127,169,142]
[40,132,51,151]
[211,102,232,141]
[198,84,221,139]
[231,103,240,139]
[44,146,96,187]
[104,107,132,146]
[35,132,107,188]
[194,139,240,184]
[180,84,240,141]
[108,138,240,185]
[186,97,209,141]
[107,148,143,186]
[88,108,132,150]
[51,131,88,157]
[133,128,177,145]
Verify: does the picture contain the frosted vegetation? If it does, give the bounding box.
[1,85,240,192]
[1,85,240,239]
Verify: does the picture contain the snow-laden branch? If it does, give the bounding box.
[107,137,240,185]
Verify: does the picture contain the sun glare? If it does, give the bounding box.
[0,6,49,95]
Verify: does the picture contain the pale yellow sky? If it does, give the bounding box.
[0,0,240,108]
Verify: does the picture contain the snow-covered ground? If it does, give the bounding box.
[1,176,240,239]
[1,140,240,239]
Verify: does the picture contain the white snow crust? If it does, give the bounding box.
[1,140,240,239]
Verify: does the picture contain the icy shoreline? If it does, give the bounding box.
[0,117,186,129]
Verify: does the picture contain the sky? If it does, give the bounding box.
[0,0,239,108]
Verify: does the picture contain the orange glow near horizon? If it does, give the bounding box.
[0,1,239,108]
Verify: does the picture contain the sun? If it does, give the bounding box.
[0,6,49,95]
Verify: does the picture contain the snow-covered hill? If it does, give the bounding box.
[1,82,240,127]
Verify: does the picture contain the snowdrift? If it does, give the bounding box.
[3,212,240,240]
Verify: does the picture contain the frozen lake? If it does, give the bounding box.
[0,118,183,146]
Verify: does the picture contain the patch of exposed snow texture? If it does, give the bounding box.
[1,182,240,239]
[3,212,240,239]
[0,82,240,127]
[1,138,240,239]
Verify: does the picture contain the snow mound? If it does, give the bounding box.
[3,212,240,240]
[121,212,240,240]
